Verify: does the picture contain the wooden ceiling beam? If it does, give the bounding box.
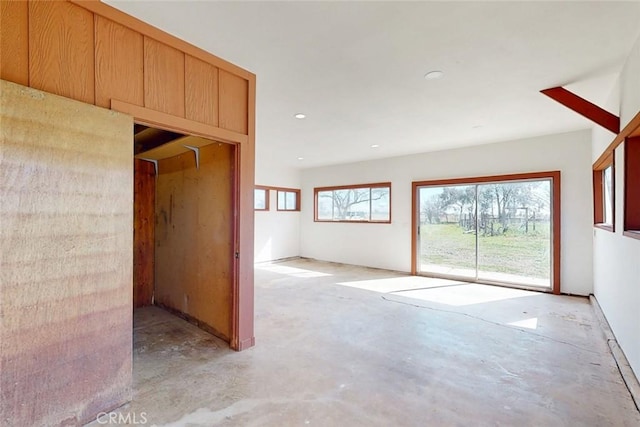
[541,86,620,134]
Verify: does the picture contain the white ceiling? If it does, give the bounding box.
[106,1,640,169]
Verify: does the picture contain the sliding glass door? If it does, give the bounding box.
[415,173,557,290]
[419,184,477,280]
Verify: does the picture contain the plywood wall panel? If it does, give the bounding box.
[185,55,219,126]
[0,1,29,85]
[155,141,234,340]
[144,37,185,117]
[134,159,156,308]
[28,1,95,104]
[95,16,144,109]
[219,69,248,135]
[0,80,132,426]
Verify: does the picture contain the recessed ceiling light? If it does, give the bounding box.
[297,157,304,160]
[371,144,380,148]
[294,113,306,119]
[424,70,444,80]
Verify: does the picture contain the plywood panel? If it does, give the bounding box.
[219,69,248,135]
[134,159,155,308]
[155,140,234,340]
[28,1,95,104]
[95,15,144,109]
[0,1,29,85]
[0,80,132,426]
[144,37,185,117]
[185,55,219,126]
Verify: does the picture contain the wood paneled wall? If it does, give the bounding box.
[1,0,255,349]
[95,15,144,108]
[0,1,28,85]
[28,1,96,104]
[1,0,250,135]
[155,142,235,340]
[1,80,133,427]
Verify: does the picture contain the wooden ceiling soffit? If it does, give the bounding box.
[541,86,620,134]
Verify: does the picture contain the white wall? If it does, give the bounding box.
[592,34,640,378]
[301,130,594,296]
[254,158,301,262]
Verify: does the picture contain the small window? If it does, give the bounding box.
[254,187,269,211]
[277,189,300,211]
[593,153,614,231]
[624,136,640,239]
[314,183,391,223]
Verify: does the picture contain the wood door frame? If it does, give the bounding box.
[111,99,248,349]
[411,171,561,294]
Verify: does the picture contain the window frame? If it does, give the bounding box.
[276,188,301,212]
[624,136,640,239]
[593,152,615,232]
[411,171,561,294]
[313,182,392,223]
[254,186,270,211]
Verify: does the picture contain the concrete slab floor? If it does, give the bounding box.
[89,259,640,426]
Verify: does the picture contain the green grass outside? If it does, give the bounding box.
[420,222,550,280]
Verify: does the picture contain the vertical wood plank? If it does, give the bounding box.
[144,37,185,117]
[219,69,248,135]
[235,73,256,350]
[95,15,144,109]
[134,159,155,308]
[155,140,234,340]
[29,1,95,104]
[0,0,29,85]
[185,55,219,126]
[0,80,132,426]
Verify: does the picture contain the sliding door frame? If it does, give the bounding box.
[411,171,561,294]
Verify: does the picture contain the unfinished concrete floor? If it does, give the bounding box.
[91,259,639,426]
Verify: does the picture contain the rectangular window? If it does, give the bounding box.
[277,189,300,211]
[624,136,640,239]
[314,183,391,223]
[254,187,269,211]
[593,153,614,231]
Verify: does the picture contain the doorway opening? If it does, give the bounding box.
[412,171,560,293]
[133,124,236,342]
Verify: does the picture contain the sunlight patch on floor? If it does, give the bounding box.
[255,264,332,278]
[508,317,539,330]
[394,284,538,307]
[335,276,464,293]
[336,275,540,307]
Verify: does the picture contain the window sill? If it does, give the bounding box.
[594,224,614,232]
[623,230,640,240]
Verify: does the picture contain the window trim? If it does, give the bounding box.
[254,185,301,212]
[592,110,640,239]
[254,186,270,211]
[624,136,640,240]
[593,152,615,232]
[276,188,301,212]
[313,182,392,223]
